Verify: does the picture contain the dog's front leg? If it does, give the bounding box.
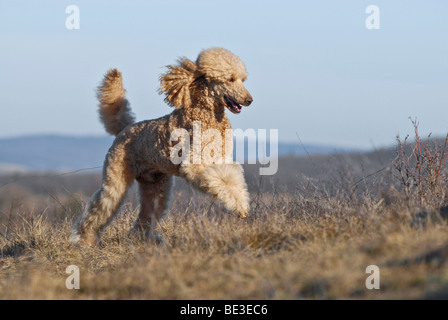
[180,163,249,218]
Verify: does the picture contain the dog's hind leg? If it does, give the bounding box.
[71,148,135,247]
[131,172,173,243]
[180,163,249,218]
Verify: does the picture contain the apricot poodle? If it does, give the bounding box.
[71,48,253,246]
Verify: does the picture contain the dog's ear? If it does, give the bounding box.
[159,57,197,109]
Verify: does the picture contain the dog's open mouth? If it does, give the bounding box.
[224,97,242,114]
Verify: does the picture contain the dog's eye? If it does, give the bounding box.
[229,77,235,82]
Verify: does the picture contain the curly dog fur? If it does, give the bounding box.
[71,48,253,246]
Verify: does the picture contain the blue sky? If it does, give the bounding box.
[1,0,447,148]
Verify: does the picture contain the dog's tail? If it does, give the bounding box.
[97,69,136,136]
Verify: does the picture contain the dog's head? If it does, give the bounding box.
[159,48,252,114]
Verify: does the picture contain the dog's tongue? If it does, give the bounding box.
[225,98,242,113]
[232,101,241,111]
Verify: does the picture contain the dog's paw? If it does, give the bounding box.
[128,225,165,245]
[236,209,249,219]
[70,230,100,248]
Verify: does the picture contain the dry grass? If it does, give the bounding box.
[1,127,448,300]
[1,185,448,299]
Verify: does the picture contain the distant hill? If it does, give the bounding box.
[0,135,358,173]
[0,135,114,172]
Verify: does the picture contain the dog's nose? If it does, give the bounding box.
[245,97,253,106]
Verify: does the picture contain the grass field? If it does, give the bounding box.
[1,131,448,299]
